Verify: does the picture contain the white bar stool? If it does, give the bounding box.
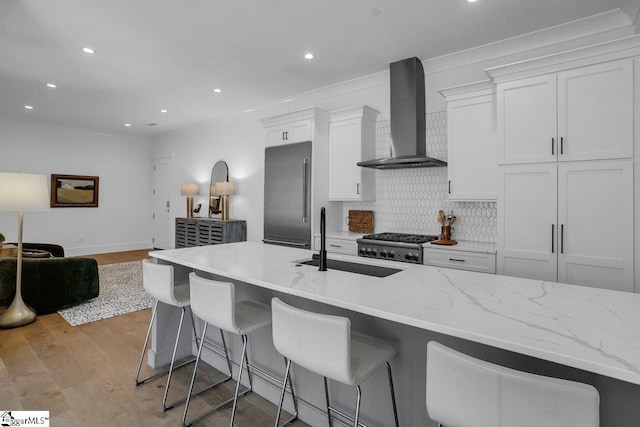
[183,272,272,427]
[426,341,600,427]
[271,297,400,427]
[135,260,229,412]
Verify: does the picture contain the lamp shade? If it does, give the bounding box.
[0,173,49,212]
[180,183,200,196]
[212,181,236,196]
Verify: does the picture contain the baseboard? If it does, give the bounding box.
[66,241,152,257]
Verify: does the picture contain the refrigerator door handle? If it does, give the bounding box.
[302,158,309,223]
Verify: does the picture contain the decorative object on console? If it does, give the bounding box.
[180,183,200,218]
[0,232,4,248]
[193,203,202,216]
[0,172,49,328]
[209,160,229,217]
[212,181,236,220]
[347,210,374,233]
[50,174,99,207]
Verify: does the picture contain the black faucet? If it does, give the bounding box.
[319,207,327,271]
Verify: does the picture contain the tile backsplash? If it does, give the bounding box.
[343,111,497,243]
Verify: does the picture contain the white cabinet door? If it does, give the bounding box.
[557,160,633,291]
[498,164,558,281]
[497,74,557,164]
[447,92,496,200]
[557,58,633,162]
[265,120,312,147]
[329,117,363,200]
[328,106,378,201]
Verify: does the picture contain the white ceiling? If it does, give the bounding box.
[0,0,638,137]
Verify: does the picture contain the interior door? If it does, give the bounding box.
[557,160,633,291]
[152,156,172,249]
[498,164,558,281]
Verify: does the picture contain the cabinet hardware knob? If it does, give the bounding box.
[551,224,555,253]
[551,138,555,155]
[449,258,465,262]
[561,224,564,254]
[448,180,451,194]
[560,137,564,155]
[357,183,360,195]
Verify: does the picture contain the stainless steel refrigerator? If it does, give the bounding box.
[263,141,312,248]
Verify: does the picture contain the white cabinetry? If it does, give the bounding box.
[424,247,496,274]
[265,120,312,147]
[498,160,633,292]
[328,106,379,201]
[439,81,497,201]
[260,108,343,237]
[497,58,633,164]
[313,234,358,255]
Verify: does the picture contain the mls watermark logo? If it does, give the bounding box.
[0,411,49,426]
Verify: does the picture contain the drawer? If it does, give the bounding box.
[313,236,357,255]
[424,248,496,274]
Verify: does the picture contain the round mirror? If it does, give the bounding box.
[209,160,229,217]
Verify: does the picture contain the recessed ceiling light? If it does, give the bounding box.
[304,53,314,60]
[467,0,478,2]
[46,83,57,88]
[213,88,222,93]
[370,8,381,16]
[160,109,168,113]
[82,47,95,54]
[24,105,34,110]
[124,123,131,127]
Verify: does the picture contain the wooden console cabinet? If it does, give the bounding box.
[175,217,246,248]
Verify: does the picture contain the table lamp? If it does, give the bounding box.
[212,181,236,220]
[180,183,200,218]
[0,172,49,328]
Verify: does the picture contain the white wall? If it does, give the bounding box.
[0,117,153,256]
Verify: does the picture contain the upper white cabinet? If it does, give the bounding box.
[496,58,633,164]
[498,160,634,292]
[439,81,497,201]
[264,119,312,147]
[328,106,379,201]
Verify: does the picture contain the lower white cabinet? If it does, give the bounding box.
[313,235,358,255]
[424,247,496,274]
[498,160,633,292]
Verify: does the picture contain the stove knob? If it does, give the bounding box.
[388,251,395,259]
[411,254,420,262]
[359,248,365,255]
[404,253,411,260]
[371,249,377,256]
[381,250,388,258]
[365,248,372,255]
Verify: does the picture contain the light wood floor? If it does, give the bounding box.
[0,249,309,427]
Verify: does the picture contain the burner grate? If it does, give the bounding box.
[362,232,438,244]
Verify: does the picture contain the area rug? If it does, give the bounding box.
[58,260,151,326]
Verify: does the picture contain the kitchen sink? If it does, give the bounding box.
[297,256,401,278]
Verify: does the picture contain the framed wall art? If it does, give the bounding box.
[50,174,99,207]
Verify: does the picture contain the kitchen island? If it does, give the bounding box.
[150,241,640,426]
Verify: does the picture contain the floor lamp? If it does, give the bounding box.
[0,172,49,328]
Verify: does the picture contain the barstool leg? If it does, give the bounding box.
[229,334,249,427]
[386,362,400,427]
[274,358,291,427]
[134,299,158,386]
[353,385,362,427]
[182,322,209,427]
[324,376,333,427]
[163,306,187,411]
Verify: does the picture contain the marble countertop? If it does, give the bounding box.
[150,241,640,385]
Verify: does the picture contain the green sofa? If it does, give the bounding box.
[0,243,99,314]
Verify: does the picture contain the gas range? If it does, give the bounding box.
[357,232,439,264]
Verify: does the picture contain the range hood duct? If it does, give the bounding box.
[357,57,447,169]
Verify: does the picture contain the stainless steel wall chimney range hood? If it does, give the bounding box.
[357,57,447,169]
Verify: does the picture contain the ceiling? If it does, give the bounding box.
[0,0,638,137]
